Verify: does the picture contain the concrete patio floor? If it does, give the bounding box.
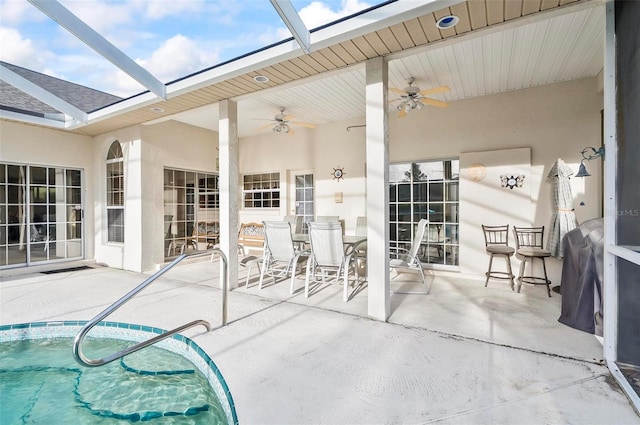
[2,256,639,424]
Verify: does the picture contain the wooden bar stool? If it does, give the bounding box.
[481,225,515,290]
[513,226,552,297]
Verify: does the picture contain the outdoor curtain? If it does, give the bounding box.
[547,158,578,258]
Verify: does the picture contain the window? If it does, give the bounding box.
[164,168,219,258]
[106,141,124,243]
[198,174,219,209]
[389,159,459,267]
[243,173,280,209]
[0,163,84,267]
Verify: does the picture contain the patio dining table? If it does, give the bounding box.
[292,234,367,251]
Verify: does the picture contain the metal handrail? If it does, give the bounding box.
[73,249,228,367]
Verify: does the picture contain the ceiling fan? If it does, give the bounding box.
[254,107,316,134]
[389,77,450,117]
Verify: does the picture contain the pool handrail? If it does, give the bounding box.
[72,248,229,367]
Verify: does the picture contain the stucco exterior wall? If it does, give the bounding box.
[2,76,603,283]
[239,77,603,284]
[0,120,95,260]
[140,120,218,271]
[91,126,142,271]
[91,120,218,272]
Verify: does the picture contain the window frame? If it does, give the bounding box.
[389,158,460,269]
[106,141,124,244]
[242,172,281,209]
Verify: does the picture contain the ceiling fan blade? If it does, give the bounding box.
[291,121,316,129]
[419,85,450,96]
[282,115,294,121]
[389,88,407,95]
[420,97,449,108]
[398,109,407,118]
[254,123,274,131]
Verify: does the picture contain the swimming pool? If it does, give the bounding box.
[0,321,238,424]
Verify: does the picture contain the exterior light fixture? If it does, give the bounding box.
[436,15,459,29]
[254,75,269,83]
[273,123,290,133]
[150,107,164,112]
[575,146,605,177]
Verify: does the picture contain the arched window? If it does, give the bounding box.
[106,141,124,243]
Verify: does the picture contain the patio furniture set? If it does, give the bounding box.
[228,216,431,302]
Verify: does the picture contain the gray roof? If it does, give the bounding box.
[0,61,122,117]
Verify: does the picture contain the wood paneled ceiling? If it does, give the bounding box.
[73,0,602,137]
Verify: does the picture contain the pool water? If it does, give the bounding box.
[0,338,229,424]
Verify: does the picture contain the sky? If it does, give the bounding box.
[0,0,376,97]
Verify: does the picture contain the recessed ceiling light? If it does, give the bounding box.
[150,107,164,113]
[254,75,269,83]
[436,15,459,29]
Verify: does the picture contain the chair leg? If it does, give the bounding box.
[505,255,515,291]
[290,256,301,295]
[245,262,254,288]
[485,254,494,287]
[541,257,551,297]
[258,256,268,290]
[343,264,349,302]
[516,257,526,293]
[304,260,312,298]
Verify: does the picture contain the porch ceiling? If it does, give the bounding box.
[56,0,605,138]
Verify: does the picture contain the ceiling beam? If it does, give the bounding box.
[270,0,311,54]
[27,0,167,100]
[0,63,87,123]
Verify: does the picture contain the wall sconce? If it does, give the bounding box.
[576,146,605,177]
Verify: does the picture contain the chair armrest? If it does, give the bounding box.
[389,246,409,259]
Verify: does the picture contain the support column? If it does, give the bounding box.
[365,57,390,321]
[219,99,239,289]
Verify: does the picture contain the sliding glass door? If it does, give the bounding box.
[389,159,459,268]
[0,163,84,268]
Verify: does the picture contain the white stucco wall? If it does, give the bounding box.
[91,120,218,272]
[140,120,218,271]
[239,77,603,284]
[239,117,367,233]
[91,126,142,271]
[0,120,95,261]
[2,76,603,283]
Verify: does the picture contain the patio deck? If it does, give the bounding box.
[1,257,638,424]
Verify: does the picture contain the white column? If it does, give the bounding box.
[365,57,390,321]
[219,99,240,289]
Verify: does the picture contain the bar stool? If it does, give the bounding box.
[481,225,515,290]
[513,226,552,297]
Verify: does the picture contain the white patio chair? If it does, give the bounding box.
[354,216,367,273]
[390,219,429,294]
[315,215,339,222]
[283,215,303,234]
[259,221,308,293]
[305,221,360,302]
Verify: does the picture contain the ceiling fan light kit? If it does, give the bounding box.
[254,107,315,135]
[273,123,290,133]
[390,77,450,117]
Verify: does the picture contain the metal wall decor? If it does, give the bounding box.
[331,166,345,181]
[500,174,525,189]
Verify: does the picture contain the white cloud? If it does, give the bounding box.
[258,0,373,46]
[143,34,219,82]
[100,34,221,97]
[0,0,47,26]
[60,0,135,34]
[298,0,372,29]
[143,0,206,20]
[0,27,50,70]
